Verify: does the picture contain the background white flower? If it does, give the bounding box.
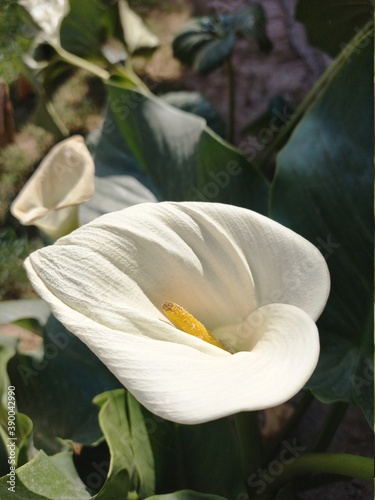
[11,136,94,240]
[24,202,330,424]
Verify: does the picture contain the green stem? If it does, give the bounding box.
[253,21,374,171]
[266,453,373,494]
[235,411,263,478]
[174,424,188,489]
[54,45,152,93]
[226,56,236,143]
[310,402,348,453]
[53,45,110,80]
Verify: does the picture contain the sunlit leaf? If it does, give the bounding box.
[106,82,268,213]
[94,389,155,498]
[0,450,90,499]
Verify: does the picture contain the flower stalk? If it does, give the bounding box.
[260,453,373,496]
[235,411,263,479]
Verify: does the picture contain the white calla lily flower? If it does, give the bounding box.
[24,202,330,424]
[11,136,94,241]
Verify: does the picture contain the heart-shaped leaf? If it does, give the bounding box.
[140,405,246,498]
[270,30,373,424]
[106,81,268,214]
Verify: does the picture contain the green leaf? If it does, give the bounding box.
[0,346,34,472]
[60,0,118,60]
[141,404,245,498]
[0,429,8,479]
[229,4,272,52]
[172,5,272,74]
[0,450,91,499]
[296,0,373,56]
[93,389,155,498]
[80,121,160,224]
[161,91,226,138]
[60,0,157,63]
[13,413,33,468]
[192,30,236,75]
[126,393,155,497]
[172,17,233,74]
[177,419,246,498]
[0,345,16,476]
[146,491,227,500]
[106,82,268,214]
[270,31,373,424]
[93,390,131,499]
[7,315,121,452]
[0,345,16,425]
[0,410,34,471]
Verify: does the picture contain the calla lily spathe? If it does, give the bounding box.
[24,202,330,424]
[11,136,94,241]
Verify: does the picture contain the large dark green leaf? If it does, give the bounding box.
[106,82,268,214]
[7,315,121,451]
[177,419,245,498]
[80,122,160,224]
[270,32,373,424]
[140,405,245,498]
[296,0,373,56]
